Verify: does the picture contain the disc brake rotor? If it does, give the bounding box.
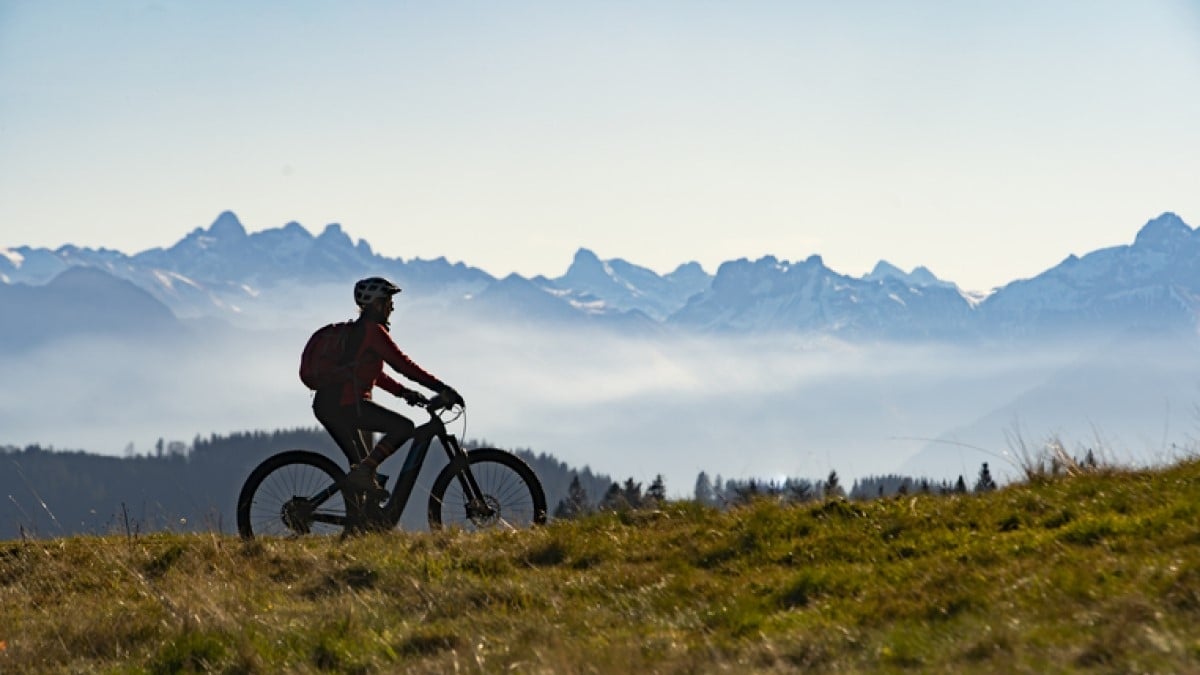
[467,495,502,527]
[281,497,314,534]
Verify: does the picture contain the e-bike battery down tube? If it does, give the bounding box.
[386,429,438,510]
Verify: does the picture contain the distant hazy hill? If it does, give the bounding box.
[0,265,182,350]
[901,329,1200,481]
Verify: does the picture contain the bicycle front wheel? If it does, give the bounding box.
[427,448,547,531]
[237,450,348,539]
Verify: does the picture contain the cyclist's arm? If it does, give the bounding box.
[366,324,446,392]
[375,372,421,399]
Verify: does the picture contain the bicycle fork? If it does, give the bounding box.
[439,435,495,521]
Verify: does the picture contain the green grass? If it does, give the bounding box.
[4,459,1200,673]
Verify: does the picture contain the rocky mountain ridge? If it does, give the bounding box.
[2,211,1196,341]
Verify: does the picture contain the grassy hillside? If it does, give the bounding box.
[3,459,1200,673]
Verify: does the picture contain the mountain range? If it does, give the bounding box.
[3,210,1197,343]
[3,210,1200,487]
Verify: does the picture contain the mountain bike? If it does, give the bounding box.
[236,393,547,538]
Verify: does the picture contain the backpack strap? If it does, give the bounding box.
[340,318,368,367]
[341,318,371,416]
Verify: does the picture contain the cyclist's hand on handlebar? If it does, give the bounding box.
[400,389,429,406]
[441,386,465,408]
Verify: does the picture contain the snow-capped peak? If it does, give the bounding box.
[0,247,24,268]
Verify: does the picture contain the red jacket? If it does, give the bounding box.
[338,320,443,406]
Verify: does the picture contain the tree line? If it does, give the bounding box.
[2,426,1009,540]
[550,463,1002,519]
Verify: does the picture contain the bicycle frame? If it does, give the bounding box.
[301,404,488,529]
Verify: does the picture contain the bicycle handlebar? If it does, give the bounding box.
[424,391,463,414]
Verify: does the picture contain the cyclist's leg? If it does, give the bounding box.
[352,400,416,466]
[316,397,396,532]
[313,389,365,466]
[339,401,416,533]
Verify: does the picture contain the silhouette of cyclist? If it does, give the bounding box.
[312,276,463,502]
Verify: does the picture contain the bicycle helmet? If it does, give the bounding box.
[354,276,402,307]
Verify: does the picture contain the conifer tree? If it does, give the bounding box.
[647,474,667,504]
[599,482,627,511]
[694,471,715,505]
[553,474,591,519]
[568,474,590,510]
[823,470,845,499]
[954,475,967,494]
[622,477,643,509]
[973,462,997,493]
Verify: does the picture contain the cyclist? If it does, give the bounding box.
[312,276,463,502]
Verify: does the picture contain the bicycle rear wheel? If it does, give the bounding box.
[237,450,348,539]
[427,448,547,531]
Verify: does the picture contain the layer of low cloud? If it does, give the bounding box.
[6,298,1195,498]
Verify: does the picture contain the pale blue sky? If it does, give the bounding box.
[2,1,1198,291]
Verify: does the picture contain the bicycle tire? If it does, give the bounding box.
[427,448,547,531]
[237,450,348,539]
